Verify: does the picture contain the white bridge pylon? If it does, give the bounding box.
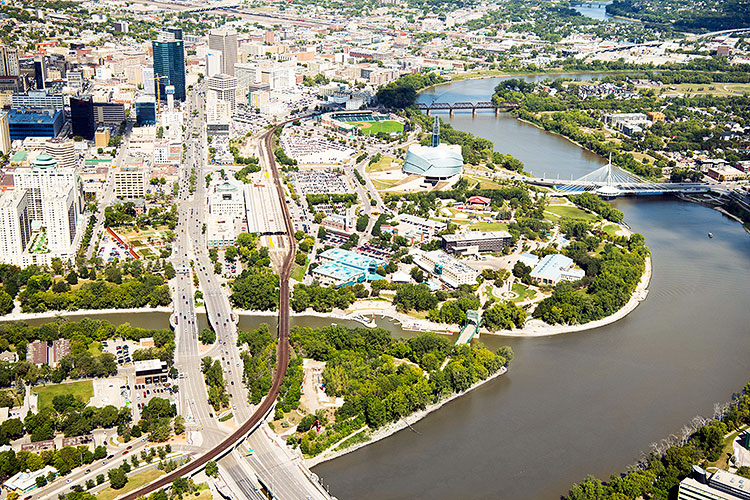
[556,157,657,197]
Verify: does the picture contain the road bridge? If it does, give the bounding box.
[525,161,712,198]
[455,310,482,345]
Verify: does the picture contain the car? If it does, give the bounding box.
[107,455,114,459]
[122,451,128,455]
[67,479,71,483]
[231,381,234,385]
[85,469,91,474]
[102,460,108,465]
[127,445,133,450]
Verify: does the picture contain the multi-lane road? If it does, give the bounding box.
[118,87,329,500]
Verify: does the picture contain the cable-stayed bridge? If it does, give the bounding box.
[525,161,711,198]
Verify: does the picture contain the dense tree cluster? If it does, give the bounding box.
[22,398,131,443]
[290,283,367,313]
[377,72,444,109]
[201,357,229,412]
[229,233,278,311]
[285,326,512,456]
[607,0,750,32]
[238,324,276,404]
[569,193,624,223]
[0,443,108,480]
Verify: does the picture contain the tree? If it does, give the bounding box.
[224,246,237,262]
[199,328,216,345]
[65,271,79,285]
[0,291,13,315]
[107,468,128,489]
[205,460,219,477]
[173,415,185,435]
[96,474,105,485]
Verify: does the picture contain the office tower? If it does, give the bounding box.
[206,50,222,78]
[206,73,237,111]
[209,28,238,76]
[264,29,274,45]
[34,57,46,89]
[135,97,156,126]
[152,39,185,101]
[70,96,96,140]
[165,27,183,40]
[0,190,31,264]
[0,111,10,155]
[8,109,64,140]
[0,46,19,76]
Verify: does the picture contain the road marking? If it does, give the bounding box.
[268,236,274,248]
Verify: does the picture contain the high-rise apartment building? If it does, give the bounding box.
[0,46,19,77]
[152,39,185,101]
[209,29,238,76]
[45,138,76,170]
[0,111,10,155]
[0,190,31,264]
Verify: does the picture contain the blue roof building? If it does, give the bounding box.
[8,109,63,140]
[312,248,386,287]
[529,254,585,286]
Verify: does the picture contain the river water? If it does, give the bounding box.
[312,78,750,499]
[571,1,635,23]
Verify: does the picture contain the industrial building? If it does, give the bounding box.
[529,254,585,286]
[312,248,385,287]
[414,249,479,288]
[442,230,512,254]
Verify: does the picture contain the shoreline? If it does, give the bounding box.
[0,306,173,323]
[305,365,508,468]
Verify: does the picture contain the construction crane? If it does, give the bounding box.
[149,73,169,116]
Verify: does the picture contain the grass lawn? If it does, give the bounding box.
[291,263,308,282]
[704,426,746,471]
[34,380,93,410]
[97,469,165,500]
[353,120,404,135]
[371,178,400,190]
[365,156,401,173]
[602,224,620,236]
[511,283,537,303]
[468,221,508,231]
[546,205,598,222]
[88,341,102,356]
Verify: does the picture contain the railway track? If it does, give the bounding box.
[118,119,298,500]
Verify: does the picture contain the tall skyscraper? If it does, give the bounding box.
[152,39,185,101]
[34,57,47,90]
[0,190,31,264]
[209,29,238,76]
[70,97,96,140]
[0,46,19,76]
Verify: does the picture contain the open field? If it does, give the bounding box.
[546,205,599,222]
[511,283,537,303]
[602,224,620,236]
[353,120,404,135]
[468,221,508,231]
[639,82,750,97]
[365,156,401,173]
[34,380,93,410]
[97,469,165,500]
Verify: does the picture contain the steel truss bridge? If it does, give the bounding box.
[416,101,519,116]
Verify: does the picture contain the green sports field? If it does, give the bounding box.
[352,120,404,135]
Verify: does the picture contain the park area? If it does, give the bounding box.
[34,380,93,410]
[353,120,404,135]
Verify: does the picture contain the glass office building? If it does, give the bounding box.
[152,40,185,102]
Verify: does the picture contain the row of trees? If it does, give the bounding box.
[201,357,229,412]
[0,444,107,481]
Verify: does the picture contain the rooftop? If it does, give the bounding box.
[443,230,512,242]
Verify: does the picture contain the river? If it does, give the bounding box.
[311,78,750,499]
[571,1,635,23]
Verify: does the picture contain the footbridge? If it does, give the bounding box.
[417,101,519,117]
[525,161,711,198]
[456,310,482,345]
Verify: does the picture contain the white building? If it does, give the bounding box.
[3,465,57,494]
[142,66,155,95]
[270,63,296,90]
[414,249,479,288]
[206,50,222,78]
[0,111,10,155]
[113,166,147,199]
[529,254,585,286]
[44,138,76,170]
[0,190,32,265]
[206,73,237,111]
[209,181,245,218]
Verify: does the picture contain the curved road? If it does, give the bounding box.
[118,121,298,500]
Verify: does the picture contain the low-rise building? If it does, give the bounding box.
[95,127,110,148]
[312,248,385,287]
[442,230,513,254]
[383,214,446,244]
[134,359,168,384]
[678,467,750,500]
[414,249,479,288]
[530,254,585,286]
[3,466,58,494]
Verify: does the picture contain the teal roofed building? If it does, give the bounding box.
[312,248,386,287]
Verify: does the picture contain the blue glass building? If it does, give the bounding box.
[152,40,185,102]
[135,98,156,126]
[9,109,63,140]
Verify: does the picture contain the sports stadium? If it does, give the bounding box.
[319,111,404,136]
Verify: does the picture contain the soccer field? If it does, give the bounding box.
[353,120,404,135]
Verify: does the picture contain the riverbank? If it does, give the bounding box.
[0,306,173,324]
[304,365,508,468]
